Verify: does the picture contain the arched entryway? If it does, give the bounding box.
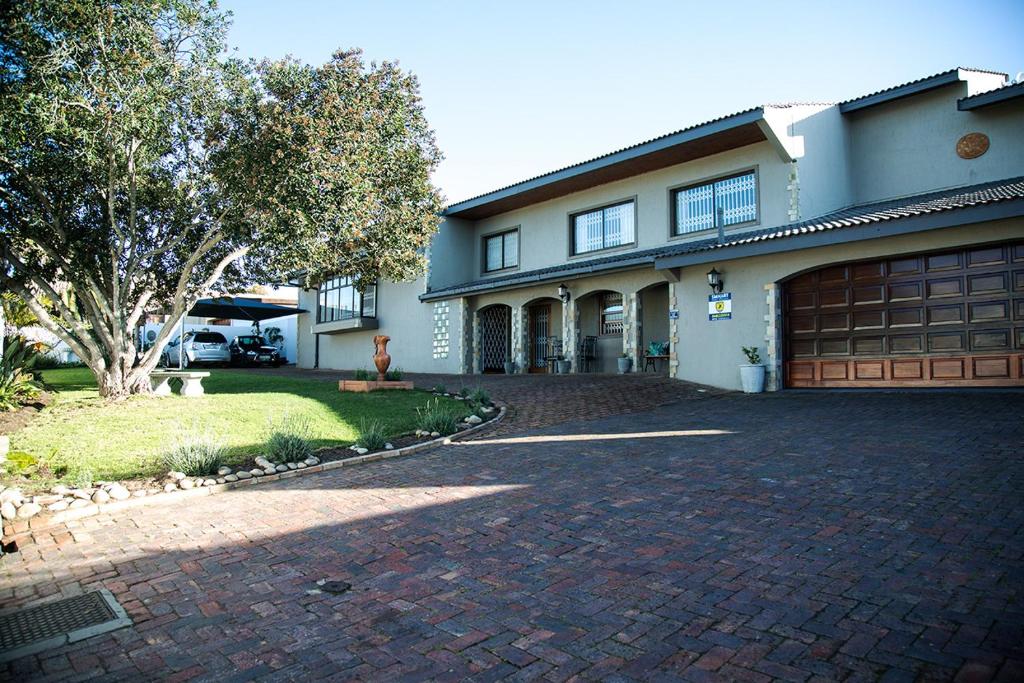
[575,289,625,373]
[523,297,563,373]
[638,282,670,374]
[478,304,511,373]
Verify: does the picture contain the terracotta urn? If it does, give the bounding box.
[373,335,391,381]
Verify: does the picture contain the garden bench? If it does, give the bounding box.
[150,370,211,397]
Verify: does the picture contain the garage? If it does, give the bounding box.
[784,240,1024,387]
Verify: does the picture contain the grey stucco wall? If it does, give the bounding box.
[296,277,463,374]
[466,141,791,279]
[671,218,1024,391]
[847,84,1024,204]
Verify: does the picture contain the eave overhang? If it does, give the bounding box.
[443,108,767,221]
[958,81,1024,110]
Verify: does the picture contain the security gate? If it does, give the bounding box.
[479,305,511,373]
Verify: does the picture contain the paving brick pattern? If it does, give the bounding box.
[267,368,723,435]
[2,386,1023,681]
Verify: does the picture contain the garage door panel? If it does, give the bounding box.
[929,331,966,352]
[967,246,1007,267]
[783,240,1024,388]
[968,329,1011,351]
[853,285,885,305]
[889,282,922,302]
[927,304,964,325]
[853,310,885,330]
[927,277,963,299]
[968,272,1008,295]
[819,338,850,355]
[969,301,1008,322]
[889,257,922,276]
[890,334,924,353]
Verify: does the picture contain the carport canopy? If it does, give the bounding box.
[189,297,305,331]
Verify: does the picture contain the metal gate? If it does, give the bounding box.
[529,304,551,371]
[479,306,510,372]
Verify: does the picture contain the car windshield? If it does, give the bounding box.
[236,336,266,346]
[193,332,226,344]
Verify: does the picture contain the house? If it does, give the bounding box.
[294,67,1024,390]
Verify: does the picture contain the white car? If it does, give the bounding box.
[162,331,230,368]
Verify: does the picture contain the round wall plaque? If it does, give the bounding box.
[956,132,989,159]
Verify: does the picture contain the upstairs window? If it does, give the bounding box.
[572,200,635,255]
[317,276,377,323]
[484,229,519,273]
[673,171,757,235]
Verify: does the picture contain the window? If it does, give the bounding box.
[484,229,519,272]
[673,171,757,235]
[316,276,377,323]
[600,292,624,335]
[572,201,635,255]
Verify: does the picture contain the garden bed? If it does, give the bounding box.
[2,368,474,491]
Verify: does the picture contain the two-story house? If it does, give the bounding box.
[294,67,1024,390]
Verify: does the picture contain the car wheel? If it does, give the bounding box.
[181,354,190,369]
[160,353,169,368]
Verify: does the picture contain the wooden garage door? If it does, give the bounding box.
[784,241,1024,387]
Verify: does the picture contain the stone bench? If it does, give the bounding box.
[150,370,211,397]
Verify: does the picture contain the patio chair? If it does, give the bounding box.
[578,335,597,373]
[544,336,563,373]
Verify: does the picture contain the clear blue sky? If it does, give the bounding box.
[220,0,1024,206]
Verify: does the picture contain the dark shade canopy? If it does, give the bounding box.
[189,297,304,323]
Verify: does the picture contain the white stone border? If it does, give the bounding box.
[4,404,507,538]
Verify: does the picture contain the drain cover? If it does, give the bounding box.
[0,589,131,663]
[321,580,351,594]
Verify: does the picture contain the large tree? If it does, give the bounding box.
[0,0,442,398]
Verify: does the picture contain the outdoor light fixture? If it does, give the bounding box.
[706,268,724,293]
[557,283,571,304]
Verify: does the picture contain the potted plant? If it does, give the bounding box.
[503,360,515,375]
[740,346,766,393]
[617,353,632,374]
[555,358,571,374]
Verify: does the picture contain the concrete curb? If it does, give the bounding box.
[2,404,506,542]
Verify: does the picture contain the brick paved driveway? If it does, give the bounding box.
[3,389,1023,681]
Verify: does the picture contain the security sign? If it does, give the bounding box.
[708,292,732,321]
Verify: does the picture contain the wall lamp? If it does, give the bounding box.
[706,268,724,294]
[557,283,571,304]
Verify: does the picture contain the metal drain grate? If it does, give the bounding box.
[0,589,131,663]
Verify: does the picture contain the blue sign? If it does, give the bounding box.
[668,309,679,320]
[708,292,732,321]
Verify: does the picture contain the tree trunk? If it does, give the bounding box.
[92,350,152,399]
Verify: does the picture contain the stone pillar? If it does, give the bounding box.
[510,304,527,373]
[764,283,782,391]
[623,291,640,369]
[562,296,575,371]
[470,309,481,374]
[457,298,472,375]
[668,282,680,379]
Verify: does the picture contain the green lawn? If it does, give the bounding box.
[6,367,466,484]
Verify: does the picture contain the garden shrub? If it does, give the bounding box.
[265,417,314,462]
[415,398,459,436]
[164,432,225,476]
[468,386,490,406]
[353,368,372,381]
[432,384,446,395]
[0,336,42,411]
[385,367,403,381]
[358,418,388,451]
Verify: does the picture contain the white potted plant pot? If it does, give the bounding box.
[739,346,766,393]
[556,359,571,374]
[503,361,515,375]
[739,364,766,393]
[617,356,632,374]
